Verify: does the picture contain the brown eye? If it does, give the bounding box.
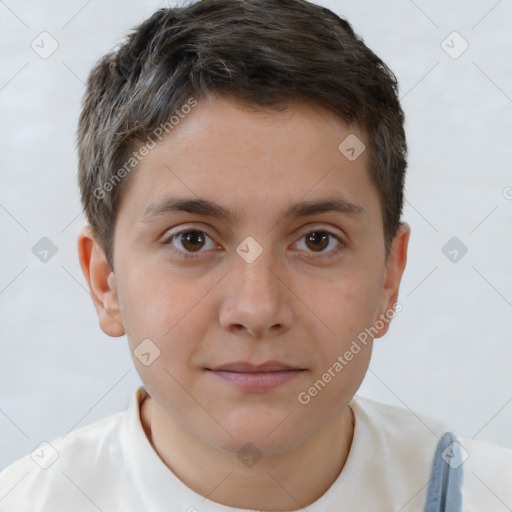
[179,231,206,252]
[304,231,330,252]
[163,229,217,260]
[294,230,344,259]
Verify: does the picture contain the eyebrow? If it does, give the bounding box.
[140,196,366,224]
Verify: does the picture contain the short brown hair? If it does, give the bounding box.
[78,0,407,270]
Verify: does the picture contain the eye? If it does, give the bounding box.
[163,229,217,260]
[162,227,345,261]
[294,230,344,259]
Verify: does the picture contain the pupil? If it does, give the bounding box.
[306,232,328,252]
[179,231,330,253]
[182,231,204,251]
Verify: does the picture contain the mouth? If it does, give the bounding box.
[207,360,304,372]
[205,360,306,391]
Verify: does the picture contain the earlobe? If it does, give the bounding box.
[373,222,411,339]
[77,226,125,337]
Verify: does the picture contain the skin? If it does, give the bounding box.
[78,95,410,510]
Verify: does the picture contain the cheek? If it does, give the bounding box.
[119,271,217,382]
[309,269,383,347]
[118,262,204,336]
[298,279,378,413]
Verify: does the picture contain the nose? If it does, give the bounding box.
[219,248,293,339]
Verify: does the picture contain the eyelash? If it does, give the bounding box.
[161,228,346,261]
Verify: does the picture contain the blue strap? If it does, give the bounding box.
[423,432,464,512]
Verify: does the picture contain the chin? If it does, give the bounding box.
[208,417,310,458]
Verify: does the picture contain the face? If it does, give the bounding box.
[79,95,409,456]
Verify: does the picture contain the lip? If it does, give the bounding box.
[206,360,306,391]
[208,360,303,372]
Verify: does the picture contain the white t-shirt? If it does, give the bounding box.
[1,386,511,511]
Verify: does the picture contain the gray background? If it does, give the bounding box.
[1,0,511,471]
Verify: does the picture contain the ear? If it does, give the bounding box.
[373,222,410,339]
[77,225,125,337]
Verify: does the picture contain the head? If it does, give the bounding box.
[77,0,410,456]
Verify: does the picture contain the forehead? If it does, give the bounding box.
[161,95,363,163]
[117,95,380,226]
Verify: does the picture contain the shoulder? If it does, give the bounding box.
[351,395,512,509]
[350,394,452,451]
[457,435,512,510]
[0,408,126,510]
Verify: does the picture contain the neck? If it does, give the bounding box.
[140,395,355,510]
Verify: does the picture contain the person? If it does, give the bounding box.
[1,0,510,510]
